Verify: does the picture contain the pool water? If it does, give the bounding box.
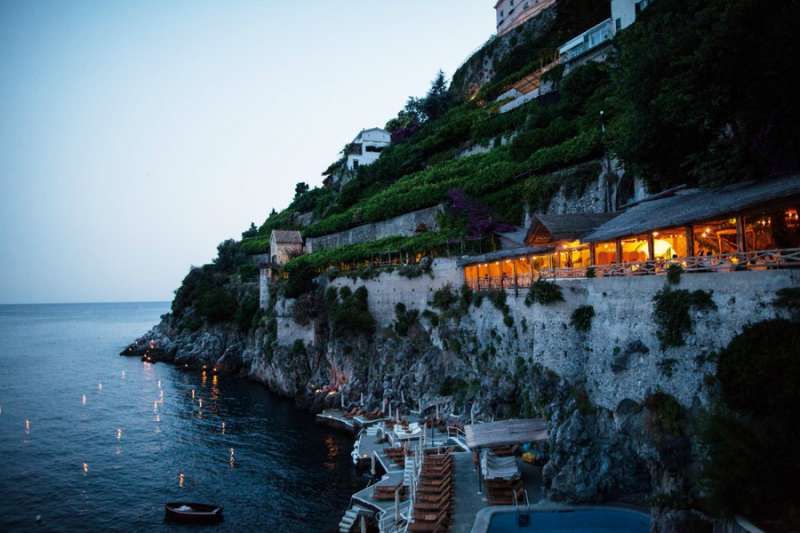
[487,507,651,532]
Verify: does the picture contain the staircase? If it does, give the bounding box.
[339,507,365,533]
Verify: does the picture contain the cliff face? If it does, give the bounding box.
[449,5,558,99]
[126,260,799,528]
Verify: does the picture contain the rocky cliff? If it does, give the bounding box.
[125,260,799,530]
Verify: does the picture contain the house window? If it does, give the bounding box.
[615,18,622,31]
[352,160,359,170]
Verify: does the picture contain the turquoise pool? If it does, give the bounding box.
[486,507,651,532]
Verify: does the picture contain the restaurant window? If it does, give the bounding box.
[514,257,533,283]
[745,206,800,251]
[464,265,478,287]
[652,228,688,260]
[531,254,550,272]
[555,241,590,269]
[620,235,649,263]
[594,241,617,265]
[693,219,737,256]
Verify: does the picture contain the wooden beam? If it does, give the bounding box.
[736,215,747,252]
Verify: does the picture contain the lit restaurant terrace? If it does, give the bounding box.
[462,176,800,289]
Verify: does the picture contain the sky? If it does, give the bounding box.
[0,0,494,304]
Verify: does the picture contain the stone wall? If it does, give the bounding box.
[328,258,464,324]
[306,205,445,253]
[326,265,800,410]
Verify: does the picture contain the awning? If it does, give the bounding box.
[464,418,549,449]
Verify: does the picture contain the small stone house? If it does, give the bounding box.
[270,230,304,266]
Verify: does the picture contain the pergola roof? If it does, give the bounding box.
[464,418,548,449]
[457,245,554,267]
[585,174,800,243]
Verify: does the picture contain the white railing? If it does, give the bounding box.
[466,247,800,290]
[558,18,614,63]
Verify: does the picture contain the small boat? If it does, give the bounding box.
[164,502,223,524]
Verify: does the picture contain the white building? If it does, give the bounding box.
[494,0,557,36]
[611,0,652,33]
[557,0,652,72]
[345,128,391,171]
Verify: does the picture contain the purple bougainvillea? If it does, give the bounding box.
[447,188,516,238]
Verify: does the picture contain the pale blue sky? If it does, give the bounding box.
[0,1,493,304]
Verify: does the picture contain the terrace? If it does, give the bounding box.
[462,176,800,289]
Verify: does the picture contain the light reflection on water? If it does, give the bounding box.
[0,302,365,532]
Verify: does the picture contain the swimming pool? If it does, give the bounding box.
[484,507,651,532]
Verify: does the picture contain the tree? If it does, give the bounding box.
[213,239,246,274]
[422,70,451,122]
[294,182,309,199]
[241,222,258,239]
[609,0,800,189]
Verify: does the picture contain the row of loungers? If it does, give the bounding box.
[409,450,454,533]
[481,450,524,505]
[373,482,408,502]
[384,446,414,468]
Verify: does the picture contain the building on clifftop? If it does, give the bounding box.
[345,128,391,172]
[495,0,557,36]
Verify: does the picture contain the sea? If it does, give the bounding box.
[0,302,364,532]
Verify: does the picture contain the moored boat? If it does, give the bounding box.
[164,502,223,524]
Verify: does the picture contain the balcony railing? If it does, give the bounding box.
[558,18,613,63]
[466,247,800,290]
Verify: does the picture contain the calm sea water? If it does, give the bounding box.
[0,302,364,532]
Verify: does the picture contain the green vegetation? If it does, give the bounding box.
[701,319,800,527]
[652,287,716,349]
[666,264,683,285]
[609,0,800,188]
[326,286,376,338]
[570,305,595,332]
[451,0,609,101]
[170,240,260,331]
[525,279,564,306]
[283,230,475,297]
[393,303,419,337]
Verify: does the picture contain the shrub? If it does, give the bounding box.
[652,287,716,348]
[487,289,509,314]
[503,315,514,328]
[290,339,307,358]
[421,309,440,327]
[666,264,683,285]
[432,285,458,311]
[394,303,420,337]
[570,305,595,332]
[525,279,564,306]
[702,319,800,526]
[459,284,473,309]
[234,293,259,331]
[328,285,375,337]
[195,287,238,324]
